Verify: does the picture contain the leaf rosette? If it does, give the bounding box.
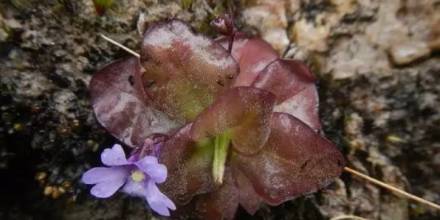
[89,19,345,219]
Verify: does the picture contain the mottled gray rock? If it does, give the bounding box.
[0,0,439,220]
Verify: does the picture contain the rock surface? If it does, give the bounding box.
[1,0,439,219]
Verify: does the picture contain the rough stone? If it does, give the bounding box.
[1,0,439,219]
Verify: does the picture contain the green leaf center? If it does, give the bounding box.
[212,132,231,185]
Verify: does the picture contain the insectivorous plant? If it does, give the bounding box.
[83,15,440,218]
[85,17,344,218]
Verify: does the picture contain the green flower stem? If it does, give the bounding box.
[212,132,231,185]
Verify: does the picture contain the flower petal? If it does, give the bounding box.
[233,113,345,205]
[140,20,239,122]
[90,178,126,198]
[135,156,167,183]
[216,34,279,86]
[158,125,215,206]
[121,178,146,198]
[100,144,130,166]
[191,87,276,155]
[90,57,179,148]
[136,155,158,165]
[145,181,176,216]
[81,167,129,184]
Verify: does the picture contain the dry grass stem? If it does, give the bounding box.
[344,167,440,210]
[99,34,140,58]
[330,215,369,220]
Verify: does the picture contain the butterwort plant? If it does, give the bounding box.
[83,15,345,219]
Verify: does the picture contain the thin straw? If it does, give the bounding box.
[99,34,140,58]
[330,215,368,220]
[344,167,440,210]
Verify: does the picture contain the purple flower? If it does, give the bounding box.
[81,144,176,216]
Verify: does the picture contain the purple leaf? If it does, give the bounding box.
[191,87,276,155]
[89,57,179,147]
[158,125,215,206]
[194,169,239,220]
[252,59,321,130]
[234,113,345,205]
[252,59,316,103]
[216,34,279,86]
[140,20,239,122]
[233,168,262,215]
[215,33,249,62]
[273,85,321,131]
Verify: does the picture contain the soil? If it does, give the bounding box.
[0,0,439,219]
